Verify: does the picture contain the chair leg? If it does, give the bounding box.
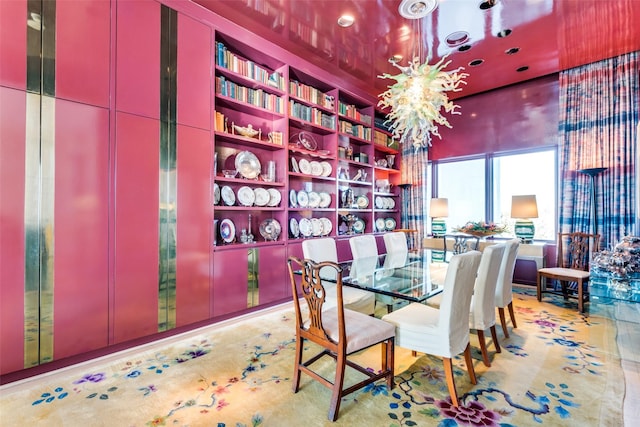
[384,339,395,390]
[507,301,517,329]
[463,343,477,386]
[498,307,509,338]
[442,357,459,407]
[536,273,543,302]
[292,336,303,392]
[477,329,491,367]
[328,352,347,422]
[578,279,584,313]
[387,304,393,314]
[490,325,501,353]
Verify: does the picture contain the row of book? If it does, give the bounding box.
[339,120,372,140]
[289,101,335,129]
[338,101,372,125]
[215,42,285,91]
[289,80,335,109]
[216,76,285,114]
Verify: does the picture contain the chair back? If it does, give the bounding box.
[349,234,379,278]
[302,237,339,280]
[287,256,344,346]
[558,232,601,271]
[437,251,482,354]
[495,239,520,307]
[383,232,408,269]
[470,244,505,330]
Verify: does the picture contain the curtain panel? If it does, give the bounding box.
[558,51,639,249]
[400,144,428,249]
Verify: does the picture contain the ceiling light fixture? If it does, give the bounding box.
[378,0,468,150]
[337,15,354,28]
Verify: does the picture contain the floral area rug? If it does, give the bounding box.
[0,290,626,426]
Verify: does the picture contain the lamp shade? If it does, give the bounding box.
[429,198,449,218]
[510,195,538,219]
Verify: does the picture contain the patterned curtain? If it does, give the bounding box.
[400,144,428,249]
[558,51,639,250]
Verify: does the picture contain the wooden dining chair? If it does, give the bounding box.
[287,256,395,422]
[382,251,482,407]
[537,232,601,313]
[495,239,520,337]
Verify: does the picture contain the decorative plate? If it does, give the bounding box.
[298,158,312,175]
[375,196,384,209]
[389,198,396,209]
[310,161,323,176]
[298,131,318,151]
[291,157,299,173]
[356,195,369,209]
[311,218,322,236]
[385,217,397,231]
[320,217,332,236]
[297,190,309,207]
[320,161,332,177]
[213,183,221,205]
[298,218,313,237]
[253,187,270,207]
[318,192,331,208]
[259,218,281,241]
[289,189,298,207]
[235,151,261,179]
[221,185,235,206]
[376,217,386,232]
[289,217,300,238]
[267,188,281,207]
[307,191,321,208]
[352,218,365,233]
[237,186,255,206]
[220,218,236,243]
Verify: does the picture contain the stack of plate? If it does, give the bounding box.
[220,186,282,207]
[290,216,333,238]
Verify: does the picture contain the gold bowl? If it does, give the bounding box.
[233,124,259,138]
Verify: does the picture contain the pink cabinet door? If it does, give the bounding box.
[175,124,212,326]
[115,0,160,119]
[56,0,110,107]
[53,99,110,359]
[259,245,289,304]
[0,0,26,90]
[212,249,250,317]
[177,13,211,130]
[113,112,160,344]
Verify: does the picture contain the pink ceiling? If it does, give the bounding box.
[193,0,640,100]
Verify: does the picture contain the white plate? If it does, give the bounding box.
[237,186,255,206]
[389,198,396,209]
[235,151,261,179]
[356,195,369,209]
[352,218,365,233]
[299,218,313,237]
[253,187,270,206]
[221,185,235,206]
[220,218,236,243]
[320,161,332,177]
[318,192,331,208]
[297,190,309,207]
[310,161,323,176]
[289,189,298,207]
[291,157,299,173]
[311,218,322,236]
[213,183,220,205]
[298,158,312,175]
[320,217,332,236]
[307,191,321,208]
[289,217,300,238]
[385,217,396,231]
[376,217,386,232]
[267,188,281,207]
[375,196,384,209]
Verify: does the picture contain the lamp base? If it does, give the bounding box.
[432,218,446,237]
[514,219,535,243]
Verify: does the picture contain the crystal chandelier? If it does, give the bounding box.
[378,0,468,150]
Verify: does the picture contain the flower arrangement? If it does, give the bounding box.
[453,221,508,237]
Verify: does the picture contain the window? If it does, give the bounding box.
[436,158,486,232]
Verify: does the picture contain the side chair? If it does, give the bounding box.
[287,256,395,422]
[537,232,600,313]
[495,239,520,337]
[382,251,482,407]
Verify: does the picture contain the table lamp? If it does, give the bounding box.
[429,198,449,237]
[511,195,538,243]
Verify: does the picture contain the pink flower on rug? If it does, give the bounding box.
[436,399,501,427]
[420,365,445,384]
[534,319,557,328]
[216,399,229,411]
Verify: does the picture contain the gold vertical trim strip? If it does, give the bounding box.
[26,0,42,94]
[248,249,259,308]
[24,93,42,369]
[158,6,177,331]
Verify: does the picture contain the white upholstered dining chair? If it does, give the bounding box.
[382,251,482,407]
[302,238,375,315]
[382,231,408,269]
[495,239,520,337]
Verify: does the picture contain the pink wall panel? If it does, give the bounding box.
[258,245,288,304]
[177,13,211,130]
[56,0,110,107]
[0,0,26,90]
[175,125,211,326]
[212,250,249,317]
[53,100,110,359]
[113,112,160,344]
[0,87,27,374]
[115,0,160,119]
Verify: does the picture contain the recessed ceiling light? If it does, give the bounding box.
[516,66,529,72]
[497,29,512,38]
[479,0,497,10]
[469,59,484,66]
[398,0,438,19]
[505,47,520,55]
[337,15,354,27]
[446,31,470,47]
[389,54,404,63]
[458,44,472,52]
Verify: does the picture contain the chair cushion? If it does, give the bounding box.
[538,267,590,280]
[305,309,395,354]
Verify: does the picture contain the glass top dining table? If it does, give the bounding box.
[338,249,448,303]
